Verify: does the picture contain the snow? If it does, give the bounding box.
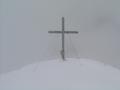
[0,58,120,90]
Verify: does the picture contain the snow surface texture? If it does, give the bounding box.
[0,58,120,90]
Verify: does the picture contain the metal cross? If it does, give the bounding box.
[48,17,79,60]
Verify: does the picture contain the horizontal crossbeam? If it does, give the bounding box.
[48,31,79,34]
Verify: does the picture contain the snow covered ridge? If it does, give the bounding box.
[0,58,120,90]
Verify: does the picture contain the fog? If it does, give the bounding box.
[0,0,120,73]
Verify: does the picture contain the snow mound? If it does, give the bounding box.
[0,58,120,90]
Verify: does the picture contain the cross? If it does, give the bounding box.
[48,17,79,60]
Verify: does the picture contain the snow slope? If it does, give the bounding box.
[0,58,120,90]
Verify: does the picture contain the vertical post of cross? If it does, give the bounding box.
[61,17,65,60]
